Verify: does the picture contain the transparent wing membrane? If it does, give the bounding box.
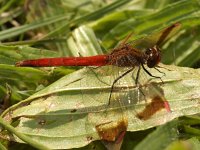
[77,65,170,142]
[128,23,181,50]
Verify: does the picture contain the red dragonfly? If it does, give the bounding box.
[16,23,181,68]
[15,23,181,145]
[16,23,181,106]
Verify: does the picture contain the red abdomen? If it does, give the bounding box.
[16,55,109,67]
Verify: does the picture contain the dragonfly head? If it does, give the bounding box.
[145,45,161,68]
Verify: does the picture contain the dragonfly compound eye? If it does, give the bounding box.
[146,46,161,68]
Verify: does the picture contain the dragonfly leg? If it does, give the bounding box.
[154,67,166,77]
[157,65,172,71]
[108,68,134,105]
[135,65,141,85]
[141,64,163,83]
[132,65,146,101]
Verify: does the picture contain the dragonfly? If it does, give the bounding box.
[15,23,181,146]
[16,23,181,106]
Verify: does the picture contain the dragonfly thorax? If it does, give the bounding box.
[108,45,145,67]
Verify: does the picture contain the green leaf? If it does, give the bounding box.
[166,137,200,150]
[67,25,104,56]
[43,0,131,39]
[0,7,23,25]
[187,138,200,150]
[0,116,50,150]
[134,120,178,150]
[0,14,71,41]
[0,64,48,87]
[100,0,200,48]
[90,9,152,38]
[1,64,200,149]
[0,44,60,65]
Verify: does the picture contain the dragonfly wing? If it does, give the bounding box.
[129,23,181,50]
[80,66,131,144]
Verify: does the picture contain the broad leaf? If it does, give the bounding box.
[1,64,200,149]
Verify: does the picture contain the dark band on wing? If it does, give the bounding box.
[156,23,181,46]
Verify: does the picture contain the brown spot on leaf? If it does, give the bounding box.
[71,109,77,113]
[136,96,167,120]
[38,119,46,125]
[95,119,128,142]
